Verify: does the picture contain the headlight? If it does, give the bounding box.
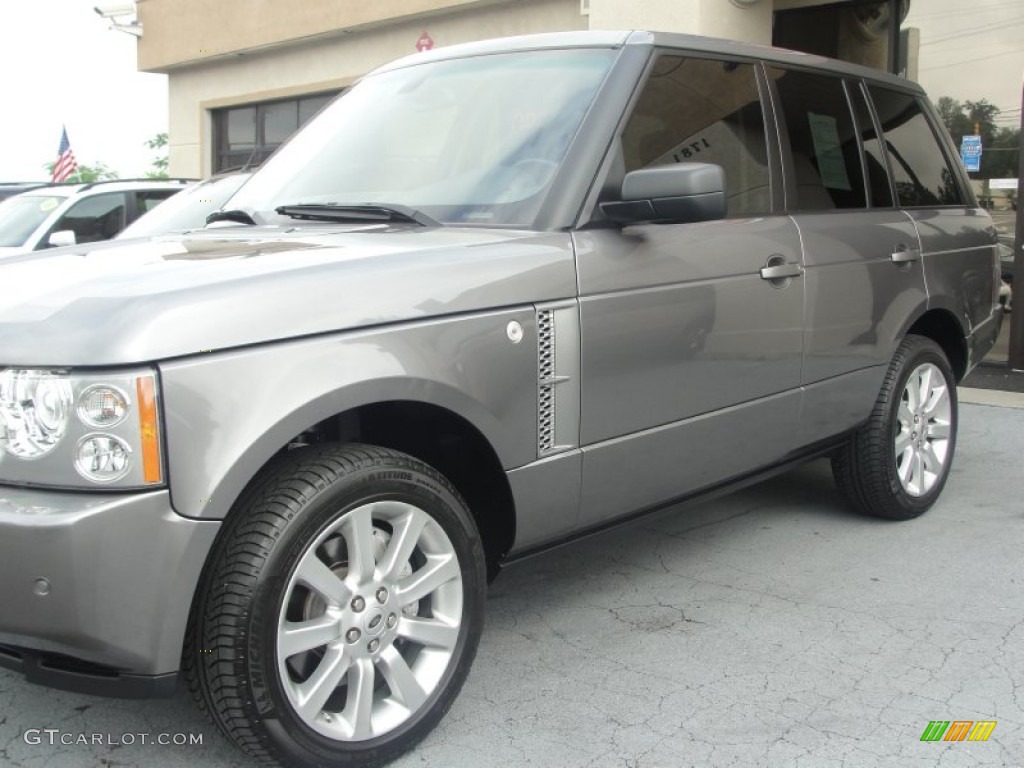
[0,370,73,459]
[77,384,130,428]
[0,368,163,489]
[75,434,133,483]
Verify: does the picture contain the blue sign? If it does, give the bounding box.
[960,135,982,172]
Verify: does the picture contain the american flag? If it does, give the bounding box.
[52,126,78,183]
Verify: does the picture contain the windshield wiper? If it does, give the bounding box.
[274,203,441,227]
[206,209,257,225]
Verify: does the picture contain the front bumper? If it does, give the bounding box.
[0,487,220,696]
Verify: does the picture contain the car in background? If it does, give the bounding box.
[0,178,191,257]
[0,182,47,202]
[117,171,252,240]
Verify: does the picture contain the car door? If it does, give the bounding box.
[575,53,805,528]
[767,68,928,447]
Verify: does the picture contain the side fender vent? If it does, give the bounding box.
[535,302,580,457]
[537,309,556,454]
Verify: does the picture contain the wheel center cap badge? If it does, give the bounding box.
[365,611,386,636]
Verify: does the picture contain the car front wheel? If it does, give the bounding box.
[185,444,485,767]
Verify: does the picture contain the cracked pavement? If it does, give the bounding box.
[1,402,1022,767]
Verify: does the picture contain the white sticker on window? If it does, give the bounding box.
[807,112,851,191]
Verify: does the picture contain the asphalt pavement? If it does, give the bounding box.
[1,400,1022,768]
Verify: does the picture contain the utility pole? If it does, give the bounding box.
[1009,75,1024,371]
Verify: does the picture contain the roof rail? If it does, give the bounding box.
[75,177,196,192]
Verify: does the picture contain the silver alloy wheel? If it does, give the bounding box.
[276,500,463,741]
[894,362,952,496]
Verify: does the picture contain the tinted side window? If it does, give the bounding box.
[867,87,964,207]
[622,56,770,215]
[770,68,866,210]
[134,190,177,215]
[850,85,894,208]
[50,192,126,244]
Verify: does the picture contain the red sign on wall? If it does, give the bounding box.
[416,32,434,52]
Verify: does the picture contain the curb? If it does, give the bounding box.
[958,387,1024,410]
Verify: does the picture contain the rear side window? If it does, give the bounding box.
[621,56,770,216]
[867,86,964,207]
[770,68,866,211]
[134,190,177,215]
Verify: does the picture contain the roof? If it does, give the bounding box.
[13,178,194,196]
[638,30,919,91]
[372,29,921,94]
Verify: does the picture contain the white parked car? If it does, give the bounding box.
[0,179,190,257]
[117,171,252,240]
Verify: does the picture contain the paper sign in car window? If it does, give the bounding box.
[39,198,60,212]
[807,112,851,191]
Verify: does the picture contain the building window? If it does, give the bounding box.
[212,92,339,173]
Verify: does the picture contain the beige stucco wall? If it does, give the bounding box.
[158,0,854,176]
[138,0,514,72]
[165,0,586,177]
[588,0,773,44]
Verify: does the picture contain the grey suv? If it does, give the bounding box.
[0,31,1003,768]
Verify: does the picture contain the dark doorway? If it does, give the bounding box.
[773,0,909,74]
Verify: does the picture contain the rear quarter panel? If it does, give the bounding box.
[909,208,997,334]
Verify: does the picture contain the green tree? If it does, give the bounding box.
[934,97,1018,179]
[987,126,1020,180]
[936,97,971,140]
[43,161,119,182]
[964,99,1000,147]
[144,132,169,178]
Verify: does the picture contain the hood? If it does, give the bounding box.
[0,224,575,366]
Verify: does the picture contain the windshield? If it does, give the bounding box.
[0,194,64,247]
[119,173,251,239]
[229,48,615,228]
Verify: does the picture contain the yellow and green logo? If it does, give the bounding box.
[920,721,996,742]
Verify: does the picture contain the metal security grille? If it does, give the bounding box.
[537,309,556,454]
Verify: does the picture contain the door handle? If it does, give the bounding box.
[760,255,802,284]
[891,244,921,264]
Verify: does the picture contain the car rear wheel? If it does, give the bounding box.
[185,444,485,768]
[831,334,957,520]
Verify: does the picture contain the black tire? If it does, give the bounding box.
[831,335,958,520]
[184,444,486,768]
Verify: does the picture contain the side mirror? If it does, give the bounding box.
[47,230,77,248]
[600,163,726,225]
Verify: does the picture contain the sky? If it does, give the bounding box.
[0,0,1019,183]
[0,0,167,181]
[905,0,1024,130]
